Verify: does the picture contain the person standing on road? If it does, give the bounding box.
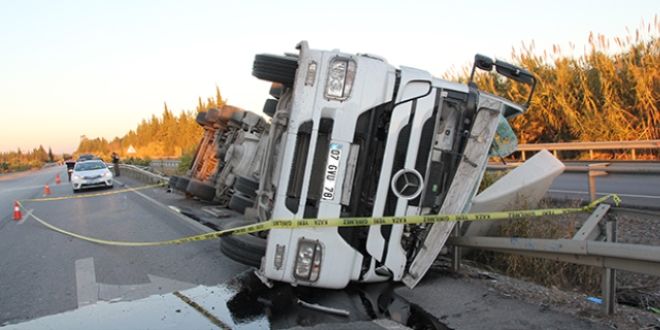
[111,152,121,177]
[65,157,76,181]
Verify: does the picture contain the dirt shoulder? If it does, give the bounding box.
[411,260,660,330]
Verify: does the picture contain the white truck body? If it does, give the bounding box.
[237,41,538,289]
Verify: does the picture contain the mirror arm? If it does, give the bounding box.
[523,76,537,110]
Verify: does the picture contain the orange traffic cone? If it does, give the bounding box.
[13,201,22,220]
[56,174,61,184]
[45,183,51,195]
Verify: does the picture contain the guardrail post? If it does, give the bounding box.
[601,212,617,315]
[631,149,636,160]
[452,222,462,272]
[587,163,610,202]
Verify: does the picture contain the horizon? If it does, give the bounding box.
[1,1,658,155]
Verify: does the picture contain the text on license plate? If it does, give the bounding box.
[322,143,341,200]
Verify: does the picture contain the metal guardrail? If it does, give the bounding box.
[488,162,660,202]
[449,203,660,315]
[149,159,179,176]
[517,140,660,160]
[118,164,168,185]
[610,207,660,220]
[489,163,660,174]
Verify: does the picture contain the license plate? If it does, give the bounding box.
[322,143,341,200]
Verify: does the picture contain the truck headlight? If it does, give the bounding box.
[293,239,323,282]
[324,58,356,101]
[274,244,285,270]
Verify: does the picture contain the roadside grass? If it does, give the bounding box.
[467,197,601,295]
[471,171,602,294]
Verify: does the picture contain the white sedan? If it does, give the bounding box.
[70,160,114,192]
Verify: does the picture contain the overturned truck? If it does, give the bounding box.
[173,41,538,289]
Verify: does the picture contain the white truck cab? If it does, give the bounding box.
[225,41,536,289]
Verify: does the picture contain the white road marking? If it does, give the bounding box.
[75,256,197,307]
[16,209,34,225]
[97,274,197,302]
[75,258,98,308]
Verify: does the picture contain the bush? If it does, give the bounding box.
[469,172,602,294]
[467,197,601,295]
[122,157,152,167]
[177,146,196,175]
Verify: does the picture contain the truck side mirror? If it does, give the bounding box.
[495,61,534,85]
[474,54,494,71]
[469,54,494,87]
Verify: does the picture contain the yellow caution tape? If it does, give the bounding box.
[16,194,620,247]
[20,182,167,202]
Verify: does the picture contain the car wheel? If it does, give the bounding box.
[169,175,180,189]
[234,176,259,198]
[186,179,216,202]
[219,220,267,268]
[229,193,254,215]
[262,99,277,118]
[175,176,191,193]
[196,111,211,127]
[252,54,298,87]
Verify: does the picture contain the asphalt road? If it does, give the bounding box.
[548,172,660,209]
[1,166,657,329]
[0,165,249,325]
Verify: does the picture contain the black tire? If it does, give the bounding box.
[235,176,259,198]
[196,111,211,127]
[220,220,267,268]
[175,176,191,192]
[186,178,216,202]
[205,108,221,124]
[218,147,228,162]
[169,175,180,188]
[229,193,254,215]
[262,99,278,118]
[269,82,283,99]
[252,54,298,86]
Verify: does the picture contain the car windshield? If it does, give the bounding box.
[74,162,106,171]
[77,154,94,160]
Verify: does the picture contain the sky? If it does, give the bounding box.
[1,0,658,155]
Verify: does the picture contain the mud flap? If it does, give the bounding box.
[402,105,502,288]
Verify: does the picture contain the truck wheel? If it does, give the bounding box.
[229,193,254,215]
[196,111,211,127]
[252,54,298,87]
[235,176,259,198]
[205,108,221,124]
[220,220,267,268]
[175,176,191,193]
[169,175,180,188]
[187,179,216,202]
[262,99,277,118]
